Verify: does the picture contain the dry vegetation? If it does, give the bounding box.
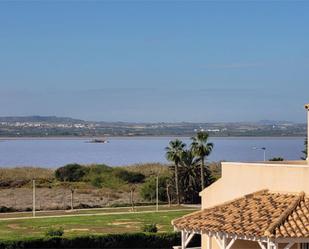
[0,167,54,188]
[0,163,171,211]
[0,167,53,182]
[0,162,220,212]
[0,187,138,211]
[121,163,170,177]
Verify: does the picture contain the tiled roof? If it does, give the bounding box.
[172,190,309,238]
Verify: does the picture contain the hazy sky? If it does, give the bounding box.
[0,1,308,122]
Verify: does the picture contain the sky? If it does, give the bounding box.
[0,1,308,122]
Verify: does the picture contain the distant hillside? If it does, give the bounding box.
[257,120,296,125]
[0,116,306,137]
[0,116,85,124]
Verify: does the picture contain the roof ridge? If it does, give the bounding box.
[172,189,269,226]
[204,189,269,210]
[244,189,269,198]
[264,191,305,238]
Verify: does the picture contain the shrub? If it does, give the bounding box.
[0,206,16,213]
[0,232,201,249]
[142,223,158,233]
[88,164,111,174]
[114,170,145,183]
[0,179,30,188]
[85,166,125,189]
[140,176,168,202]
[269,157,284,161]
[45,227,64,237]
[91,176,103,188]
[121,163,170,178]
[75,203,101,209]
[55,164,88,182]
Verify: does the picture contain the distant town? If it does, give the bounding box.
[0,116,306,137]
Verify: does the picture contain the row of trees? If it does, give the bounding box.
[165,131,214,204]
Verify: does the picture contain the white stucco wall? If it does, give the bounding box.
[201,161,309,209]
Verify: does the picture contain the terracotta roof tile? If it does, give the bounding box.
[172,190,309,238]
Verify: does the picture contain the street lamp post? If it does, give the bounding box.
[156,175,159,212]
[252,147,266,161]
[32,179,36,217]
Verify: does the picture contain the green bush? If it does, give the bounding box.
[85,164,125,189]
[91,176,103,188]
[142,223,158,233]
[55,164,88,182]
[88,164,111,174]
[114,170,145,183]
[45,227,64,237]
[140,176,168,202]
[269,157,284,161]
[0,206,16,213]
[0,232,202,249]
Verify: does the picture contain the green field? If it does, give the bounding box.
[0,205,195,219]
[0,209,193,240]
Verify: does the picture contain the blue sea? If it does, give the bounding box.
[0,137,305,168]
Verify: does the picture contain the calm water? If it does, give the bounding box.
[0,137,305,168]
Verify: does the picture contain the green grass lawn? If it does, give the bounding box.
[0,210,193,240]
[0,205,196,219]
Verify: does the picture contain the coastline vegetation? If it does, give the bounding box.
[0,161,221,212]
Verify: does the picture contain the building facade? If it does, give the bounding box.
[172,104,309,249]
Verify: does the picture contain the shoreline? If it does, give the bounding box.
[0,135,305,141]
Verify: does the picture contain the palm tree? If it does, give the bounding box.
[179,149,200,203]
[191,131,214,190]
[165,139,186,205]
